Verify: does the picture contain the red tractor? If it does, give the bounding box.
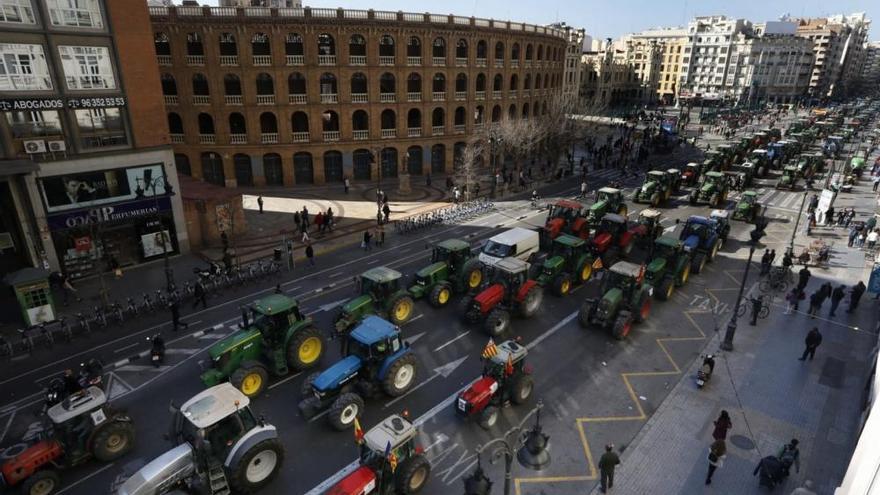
[590,213,646,261]
[1,387,135,495]
[461,258,543,337]
[456,339,534,429]
[544,199,590,239]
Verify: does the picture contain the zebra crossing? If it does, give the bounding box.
[727,186,806,213]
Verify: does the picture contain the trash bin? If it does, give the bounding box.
[273,248,282,261]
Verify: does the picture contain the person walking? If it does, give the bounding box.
[598,444,620,493]
[705,438,727,485]
[749,295,764,326]
[847,281,866,312]
[314,211,324,234]
[57,272,80,306]
[325,207,334,232]
[301,229,310,245]
[829,284,846,317]
[377,224,385,247]
[799,327,823,361]
[790,480,817,495]
[305,242,315,267]
[362,230,372,252]
[170,298,189,332]
[192,281,207,310]
[344,177,350,194]
[867,229,879,250]
[797,266,811,292]
[257,195,264,214]
[873,173,880,192]
[784,288,799,315]
[293,210,301,233]
[779,439,801,476]
[301,206,310,231]
[579,180,588,199]
[807,288,824,318]
[760,249,772,275]
[712,410,732,440]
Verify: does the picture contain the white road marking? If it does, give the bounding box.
[384,356,468,408]
[115,364,171,373]
[434,331,470,352]
[329,272,345,278]
[404,314,424,326]
[307,409,329,422]
[112,342,139,354]
[267,371,303,390]
[0,410,15,444]
[165,348,201,356]
[55,462,115,495]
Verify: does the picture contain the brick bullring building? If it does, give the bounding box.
[149,5,567,187]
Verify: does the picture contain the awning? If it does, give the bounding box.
[0,159,38,176]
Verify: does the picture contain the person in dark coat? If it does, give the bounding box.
[799,327,822,361]
[305,242,315,266]
[192,281,207,310]
[847,281,866,312]
[598,444,620,493]
[797,266,811,291]
[382,202,391,223]
[749,295,764,325]
[706,439,726,485]
[807,289,825,318]
[170,299,189,332]
[760,249,772,275]
[753,455,784,488]
[257,195,264,214]
[829,284,846,316]
[712,410,732,440]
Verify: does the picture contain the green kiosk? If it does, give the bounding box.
[3,267,56,326]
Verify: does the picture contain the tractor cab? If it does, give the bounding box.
[357,267,403,301]
[709,210,730,239]
[597,187,622,204]
[246,295,305,341]
[490,258,530,292]
[701,171,726,190]
[600,261,643,296]
[680,216,712,249]
[46,387,112,459]
[359,414,418,472]
[703,151,723,170]
[637,209,664,241]
[483,340,528,381]
[682,162,703,184]
[588,188,626,223]
[778,165,799,189]
[547,234,585,261]
[546,200,585,224]
[170,383,260,462]
[426,239,471,276]
[342,316,405,364]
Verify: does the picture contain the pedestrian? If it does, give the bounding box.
[796,266,810,292]
[170,298,189,332]
[712,410,732,440]
[849,225,859,247]
[305,242,315,267]
[829,284,846,316]
[799,327,822,361]
[344,176,350,194]
[315,211,324,234]
[868,229,879,250]
[790,480,817,495]
[382,202,391,224]
[377,224,385,247]
[580,180,588,199]
[192,281,207,310]
[749,295,764,326]
[301,206,310,231]
[301,230,310,245]
[769,249,776,266]
[825,205,835,226]
[873,174,880,192]
[274,283,283,294]
[754,455,785,489]
[847,281,866,312]
[257,195,264,214]
[706,438,727,485]
[325,208,334,232]
[807,288,824,318]
[58,272,80,306]
[293,210,301,233]
[779,439,801,476]
[760,249,771,275]
[362,230,372,251]
[598,444,620,493]
[784,288,798,315]
[858,230,867,248]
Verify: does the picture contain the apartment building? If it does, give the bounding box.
[860,41,880,94]
[795,13,872,99]
[625,27,688,105]
[555,24,585,104]
[679,16,752,102]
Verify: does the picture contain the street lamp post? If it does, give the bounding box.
[788,191,808,256]
[721,212,767,351]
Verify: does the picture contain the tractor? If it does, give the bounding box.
[730,162,756,188]
[587,187,628,224]
[200,294,325,398]
[688,171,729,207]
[327,414,431,495]
[462,257,543,336]
[578,261,652,340]
[702,151,724,172]
[456,339,533,429]
[776,165,800,190]
[681,162,704,186]
[715,144,737,168]
[635,209,665,249]
[335,267,416,334]
[679,215,723,274]
[544,199,590,239]
[117,383,285,495]
[747,149,771,176]
[534,234,597,296]
[590,213,645,261]
[732,190,761,222]
[632,170,675,207]
[2,387,135,495]
[300,316,419,431]
[796,152,824,178]
[408,239,483,307]
[643,235,693,301]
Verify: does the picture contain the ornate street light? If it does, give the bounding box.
[721,210,767,351]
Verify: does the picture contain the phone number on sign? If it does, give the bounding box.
[67,97,126,109]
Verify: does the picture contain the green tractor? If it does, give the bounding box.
[775,165,800,190]
[688,171,729,207]
[644,235,692,301]
[732,190,761,222]
[587,187,628,224]
[747,149,771,176]
[335,267,416,334]
[702,151,724,172]
[632,170,675,207]
[578,261,652,340]
[796,152,824,178]
[535,234,597,296]
[715,144,736,168]
[408,239,483,307]
[201,294,325,398]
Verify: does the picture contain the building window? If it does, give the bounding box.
[59,45,115,90]
[0,0,35,24]
[0,43,51,90]
[74,107,127,148]
[5,110,62,138]
[47,0,103,29]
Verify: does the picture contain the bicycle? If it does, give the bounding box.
[141,292,155,312]
[736,298,770,319]
[76,312,91,334]
[92,305,108,329]
[18,328,33,354]
[38,323,54,348]
[0,335,12,360]
[759,266,791,292]
[125,297,139,317]
[59,317,73,342]
[110,301,125,325]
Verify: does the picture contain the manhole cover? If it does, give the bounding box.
[729,434,756,450]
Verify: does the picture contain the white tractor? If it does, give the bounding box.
[117,383,284,495]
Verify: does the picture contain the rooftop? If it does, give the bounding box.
[350,315,398,345]
[362,266,402,283]
[180,383,250,429]
[609,261,643,279]
[253,294,298,315]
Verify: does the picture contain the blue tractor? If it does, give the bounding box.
[679,215,723,274]
[298,316,419,431]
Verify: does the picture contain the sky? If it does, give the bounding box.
[198,0,879,41]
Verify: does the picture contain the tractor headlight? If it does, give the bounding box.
[313,388,325,400]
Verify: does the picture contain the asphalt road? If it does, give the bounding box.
[0,109,838,495]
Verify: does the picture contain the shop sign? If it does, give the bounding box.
[40,163,167,213]
[0,97,125,111]
[74,236,92,252]
[46,196,172,231]
[66,96,126,109]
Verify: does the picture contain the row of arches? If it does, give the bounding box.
[156,32,563,63]
[160,71,561,98]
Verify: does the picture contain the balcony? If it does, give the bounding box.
[225,95,243,105]
[511,60,519,68]
[322,131,340,142]
[256,95,275,105]
[199,134,216,144]
[291,132,309,143]
[494,60,504,68]
[475,91,485,100]
[289,94,307,104]
[229,133,247,144]
[454,91,466,100]
[492,91,501,99]
[432,92,445,101]
[252,55,271,66]
[163,95,178,105]
[157,55,171,66]
[407,127,421,137]
[349,55,366,65]
[318,55,336,65]
[379,56,395,66]
[525,60,532,68]
[453,124,465,133]
[407,92,421,102]
[353,130,369,140]
[192,95,210,105]
[476,58,487,67]
[351,93,368,103]
[220,55,238,66]
[509,90,517,98]
[283,55,303,66]
[432,57,445,66]
[320,93,338,104]
[381,128,397,138]
[186,55,204,66]
[407,56,422,66]
[432,125,444,136]
[380,93,396,103]
[474,123,484,131]
[455,57,467,67]
[261,133,279,144]
[170,134,184,144]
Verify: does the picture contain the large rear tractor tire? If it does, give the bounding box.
[576,261,593,284]
[21,470,60,495]
[328,393,365,431]
[301,372,320,397]
[510,374,534,405]
[388,294,415,325]
[429,282,453,308]
[91,420,135,462]
[634,293,652,323]
[383,353,418,397]
[485,308,511,336]
[708,240,721,261]
[578,299,598,328]
[650,192,660,208]
[228,438,285,493]
[612,312,633,341]
[657,277,674,301]
[519,288,543,318]
[395,454,432,494]
[459,259,484,292]
[691,253,706,274]
[553,273,572,297]
[459,296,478,323]
[677,263,691,286]
[231,361,270,399]
[479,406,499,430]
[287,326,325,371]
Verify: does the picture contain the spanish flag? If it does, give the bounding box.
[592,257,604,270]
[505,353,514,376]
[482,338,498,359]
[388,451,398,472]
[353,417,364,445]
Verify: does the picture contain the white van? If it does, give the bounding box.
[479,227,540,267]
